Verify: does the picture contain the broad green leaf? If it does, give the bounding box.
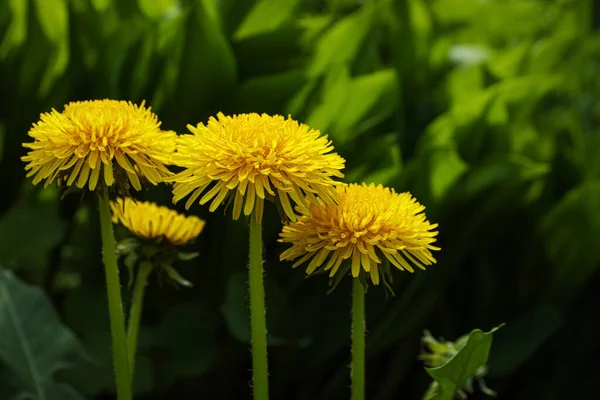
[542,182,600,298]
[90,0,112,12]
[462,155,549,198]
[409,0,433,59]
[130,35,155,99]
[447,64,484,104]
[166,4,236,120]
[234,0,299,41]
[0,269,86,400]
[424,326,503,400]
[237,70,307,114]
[33,0,67,43]
[103,19,144,97]
[332,69,398,143]
[0,0,29,58]
[32,0,69,95]
[306,65,351,133]
[487,42,531,79]
[39,40,69,96]
[309,3,374,77]
[137,0,177,20]
[429,147,468,201]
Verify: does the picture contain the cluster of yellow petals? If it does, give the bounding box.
[279,183,440,285]
[111,197,205,246]
[170,113,345,222]
[22,100,176,191]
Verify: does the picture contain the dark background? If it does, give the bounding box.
[1,0,600,399]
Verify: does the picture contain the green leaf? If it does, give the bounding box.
[542,182,600,298]
[332,69,398,143]
[162,264,193,288]
[0,0,29,58]
[167,3,236,121]
[31,0,69,95]
[424,326,503,400]
[309,3,374,77]
[306,65,351,133]
[234,0,299,41]
[137,0,178,20]
[0,269,87,400]
[429,147,468,201]
[33,0,68,43]
[90,0,112,12]
[487,42,530,79]
[237,70,308,114]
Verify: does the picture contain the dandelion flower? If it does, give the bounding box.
[279,183,440,287]
[22,99,176,191]
[170,112,345,222]
[111,197,205,246]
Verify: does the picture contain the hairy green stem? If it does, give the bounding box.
[249,216,269,400]
[98,188,132,400]
[351,278,365,400]
[127,261,152,381]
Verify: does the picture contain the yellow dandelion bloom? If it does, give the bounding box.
[279,183,440,286]
[111,197,205,246]
[170,112,345,222]
[22,99,176,191]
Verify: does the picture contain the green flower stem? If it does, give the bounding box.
[127,260,153,380]
[351,278,366,400]
[249,216,269,400]
[97,188,132,400]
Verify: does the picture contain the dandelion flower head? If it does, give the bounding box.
[111,197,205,246]
[279,183,439,288]
[22,100,176,191]
[170,112,345,222]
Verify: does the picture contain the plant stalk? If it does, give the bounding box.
[249,216,269,400]
[127,261,153,381]
[351,278,366,400]
[97,187,132,400]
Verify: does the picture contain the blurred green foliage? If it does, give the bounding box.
[0,0,599,398]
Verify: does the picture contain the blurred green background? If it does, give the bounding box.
[1,0,599,399]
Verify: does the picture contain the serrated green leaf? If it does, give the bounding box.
[425,326,503,400]
[0,269,87,400]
